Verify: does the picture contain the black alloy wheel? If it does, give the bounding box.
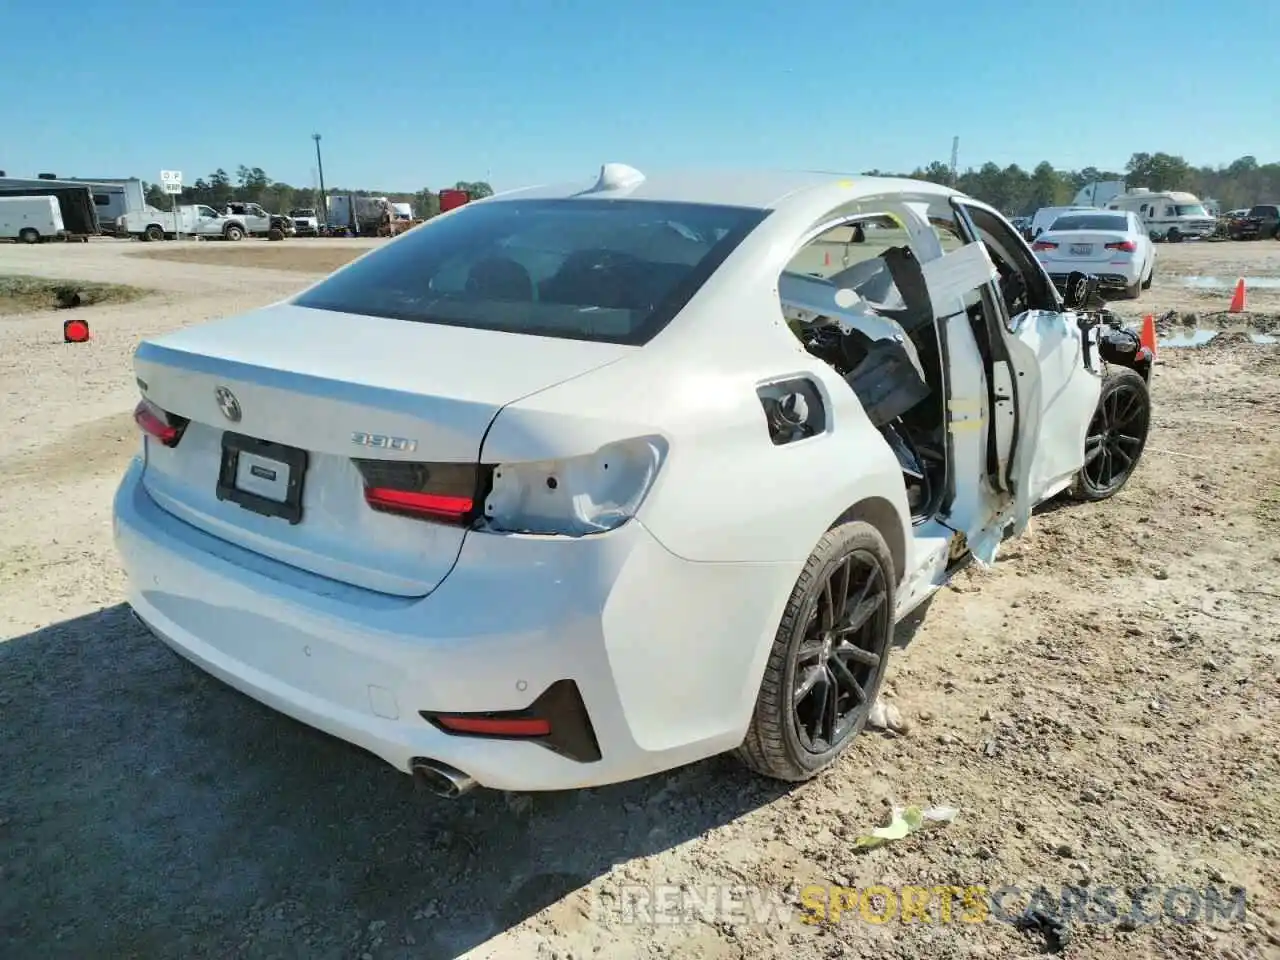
[791,548,889,753]
[738,521,896,782]
[1072,367,1151,501]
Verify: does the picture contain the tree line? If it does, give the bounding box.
[876,152,1279,215]
[145,153,1278,221]
[143,165,494,219]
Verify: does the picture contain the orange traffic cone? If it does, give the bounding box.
[1229,277,1247,313]
[1139,314,1157,360]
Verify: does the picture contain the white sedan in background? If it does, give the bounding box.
[1032,210,1155,299]
[114,165,1154,797]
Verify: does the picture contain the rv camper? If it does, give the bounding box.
[1105,188,1216,242]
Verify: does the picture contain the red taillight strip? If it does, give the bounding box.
[363,487,473,521]
[133,399,185,447]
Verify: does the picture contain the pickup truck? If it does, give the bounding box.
[117,205,237,241]
[118,203,294,241]
[222,202,294,239]
[1231,204,1280,241]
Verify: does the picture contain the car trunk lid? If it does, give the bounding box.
[134,303,631,596]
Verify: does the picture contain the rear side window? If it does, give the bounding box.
[293,198,768,344]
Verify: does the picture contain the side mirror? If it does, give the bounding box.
[1062,271,1102,309]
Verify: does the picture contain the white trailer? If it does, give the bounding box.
[0,195,66,243]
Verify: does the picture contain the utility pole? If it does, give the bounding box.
[950,136,959,185]
[312,133,328,223]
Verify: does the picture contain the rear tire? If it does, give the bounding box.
[1123,278,1141,299]
[1141,263,1154,290]
[18,228,39,244]
[224,225,245,242]
[1069,367,1151,502]
[738,521,895,782]
[145,224,164,242]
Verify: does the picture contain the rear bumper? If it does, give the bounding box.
[113,458,798,791]
[1044,265,1141,290]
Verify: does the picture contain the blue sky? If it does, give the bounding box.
[1,0,1275,192]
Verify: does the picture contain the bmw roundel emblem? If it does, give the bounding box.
[215,385,242,422]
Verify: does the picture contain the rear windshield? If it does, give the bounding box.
[1049,214,1129,231]
[293,198,768,344]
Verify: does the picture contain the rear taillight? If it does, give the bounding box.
[1105,240,1137,253]
[133,398,188,447]
[353,459,489,525]
[1032,240,1058,251]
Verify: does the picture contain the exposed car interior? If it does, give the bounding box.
[779,217,949,524]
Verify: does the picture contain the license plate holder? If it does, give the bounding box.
[216,432,308,525]
[1070,243,1093,256]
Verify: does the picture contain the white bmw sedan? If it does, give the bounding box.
[115,165,1153,796]
[1031,210,1155,299]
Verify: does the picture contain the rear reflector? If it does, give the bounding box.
[420,679,602,763]
[435,716,552,736]
[133,398,188,447]
[353,459,490,524]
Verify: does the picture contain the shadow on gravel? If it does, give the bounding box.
[0,605,793,960]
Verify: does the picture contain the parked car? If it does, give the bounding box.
[114,165,1153,796]
[1031,210,1155,299]
[1231,203,1280,241]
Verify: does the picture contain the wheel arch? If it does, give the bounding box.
[832,496,908,587]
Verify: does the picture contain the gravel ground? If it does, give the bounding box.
[1,238,1279,960]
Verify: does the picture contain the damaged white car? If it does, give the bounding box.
[114,164,1154,796]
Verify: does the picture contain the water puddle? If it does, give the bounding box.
[1158,328,1277,348]
[1182,276,1280,290]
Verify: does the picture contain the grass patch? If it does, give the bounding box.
[0,275,151,315]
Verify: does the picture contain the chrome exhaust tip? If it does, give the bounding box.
[411,758,477,798]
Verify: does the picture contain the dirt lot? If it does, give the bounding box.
[1,237,1279,960]
[134,237,382,276]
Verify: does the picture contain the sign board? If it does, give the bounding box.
[162,181,183,195]
[160,170,183,185]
